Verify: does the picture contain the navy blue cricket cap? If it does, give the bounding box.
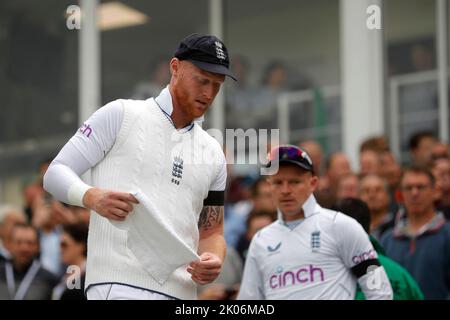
[174,33,237,81]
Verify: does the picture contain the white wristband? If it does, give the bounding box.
[68,180,92,207]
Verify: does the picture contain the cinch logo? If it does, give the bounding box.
[352,249,376,264]
[269,265,325,289]
[78,123,92,138]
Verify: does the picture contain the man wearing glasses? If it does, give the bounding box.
[237,145,393,300]
[381,166,450,299]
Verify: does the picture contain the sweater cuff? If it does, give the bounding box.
[68,180,92,207]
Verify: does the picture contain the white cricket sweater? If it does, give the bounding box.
[85,97,225,299]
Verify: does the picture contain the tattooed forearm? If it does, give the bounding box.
[198,206,224,231]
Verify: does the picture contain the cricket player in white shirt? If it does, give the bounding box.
[237,145,393,300]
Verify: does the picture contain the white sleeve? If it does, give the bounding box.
[209,151,227,191]
[333,213,393,300]
[334,213,378,269]
[43,100,124,206]
[237,235,265,300]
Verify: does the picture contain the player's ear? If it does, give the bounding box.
[170,58,180,77]
[310,174,319,190]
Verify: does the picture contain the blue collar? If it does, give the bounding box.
[393,211,446,238]
[278,216,305,230]
[152,86,204,133]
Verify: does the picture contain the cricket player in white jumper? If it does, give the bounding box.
[44,34,237,300]
[238,145,393,300]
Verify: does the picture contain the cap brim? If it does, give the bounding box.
[189,60,237,81]
[265,159,313,172]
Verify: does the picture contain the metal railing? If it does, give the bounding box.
[276,85,341,147]
[389,70,439,159]
[274,69,444,163]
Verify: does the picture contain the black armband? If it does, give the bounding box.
[203,191,224,206]
[351,259,381,278]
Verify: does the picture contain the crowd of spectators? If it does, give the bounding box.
[215,132,450,300]
[0,54,448,300]
[0,158,89,300]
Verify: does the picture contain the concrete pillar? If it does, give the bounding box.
[340,0,385,169]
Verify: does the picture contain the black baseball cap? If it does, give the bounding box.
[266,145,315,174]
[174,33,237,81]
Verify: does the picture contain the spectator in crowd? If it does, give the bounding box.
[381,166,450,299]
[299,140,324,177]
[409,131,437,167]
[359,150,382,176]
[336,173,360,202]
[225,177,276,248]
[261,60,288,92]
[68,205,90,227]
[360,136,390,153]
[52,223,88,300]
[250,178,277,212]
[359,136,398,183]
[0,205,27,260]
[359,149,382,177]
[23,158,52,221]
[360,174,396,241]
[230,55,250,90]
[359,136,401,213]
[236,210,277,263]
[0,223,58,299]
[334,198,424,300]
[252,60,290,129]
[431,141,449,161]
[359,136,385,179]
[31,193,63,276]
[315,152,352,208]
[225,175,252,205]
[432,157,450,219]
[379,151,402,202]
[42,199,90,227]
[131,57,171,100]
[226,55,254,112]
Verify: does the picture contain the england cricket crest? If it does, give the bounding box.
[171,156,183,185]
[215,41,226,60]
[311,231,321,252]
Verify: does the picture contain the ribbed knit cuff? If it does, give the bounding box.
[68,180,92,207]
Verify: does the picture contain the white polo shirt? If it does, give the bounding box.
[237,195,392,300]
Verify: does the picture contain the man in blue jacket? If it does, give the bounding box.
[381,165,450,299]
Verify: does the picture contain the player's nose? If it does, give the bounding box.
[280,182,291,194]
